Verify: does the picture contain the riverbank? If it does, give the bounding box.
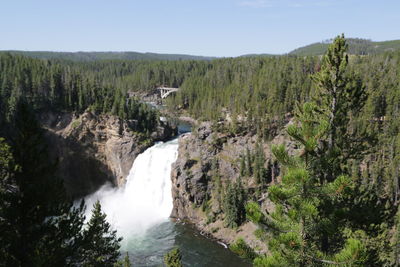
[170,120,297,255]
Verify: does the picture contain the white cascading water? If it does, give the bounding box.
[84,138,179,242]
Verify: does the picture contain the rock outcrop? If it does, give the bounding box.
[40,110,175,198]
[170,120,295,253]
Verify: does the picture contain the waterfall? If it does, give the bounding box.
[83,136,248,266]
[84,138,179,241]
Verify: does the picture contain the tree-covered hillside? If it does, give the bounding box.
[1,38,399,265]
[5,37,400,62]
[168,40,400,265]
[2,51,216,62]
[247,36,399,266]
[290,38,400,56]
[165,36,400,266]
[0,54,162,134]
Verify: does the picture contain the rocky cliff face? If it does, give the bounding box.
[39,110,175,198]
[170,121,295,252]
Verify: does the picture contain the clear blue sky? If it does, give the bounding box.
[1,0,399,57]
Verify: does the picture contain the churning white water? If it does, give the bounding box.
[84,138,179,242]
[83,136,251,266]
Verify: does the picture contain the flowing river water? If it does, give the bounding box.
[84,133,251,266]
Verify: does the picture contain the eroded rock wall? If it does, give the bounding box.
[40,110,175,198]
[170,121,295,253]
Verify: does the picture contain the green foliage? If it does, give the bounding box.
[0,101,87,266]
[253,252,287,267]
[254,228,268,242]
[238,144,270,187]
[248,35,371,266]
[332,238,367,267]
[324,175,355,199]
[394,207,400,266]
[245,201,265,224]
[223,178,247,228]
[71,119,82,129]
[168,55,316,130]
[0,54,160,134]
[290,38,400,56]
[246,148,253,176]
[1,34,399,265]
[0,137,16,180]
[113,253,131,267]
[0,138,17,262]
[229,238,257,260]
[81,201,122,267]
[0,102,122,266]
[308,36,394,265]
[254,143,269,186]
[240,156,246,177]
[311,33,369,183]
[164,247,183,267]
[4,50,215,61]
[249,100,366,265]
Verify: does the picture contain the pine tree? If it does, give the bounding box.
[0,101,89,266]
[164,247,183,267]
[81,201,122,267]
[246,35,375,266]
[311,34,368,183]
[112,251,131,266]
[224,177,246,228]
[246,147,253,176]
[247,102,366,266]
[0,138,17,263]
[310,35,384,258]
[254,143,267,186]
[240,155,246,177]
[0,101,123,266]
[5,101,88,266]
[121,253,131,267]
[211,158,223,211]
[394,206,400,267]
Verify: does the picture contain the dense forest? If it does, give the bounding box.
[3,50,216,62]
[0,35,399,266]
[290,38,400,56]
[0,54,162,134]
[244,36,399,266]
[0,101,126,265]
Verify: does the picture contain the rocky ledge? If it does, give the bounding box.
[39,110,175,198]
[170,121,295,253]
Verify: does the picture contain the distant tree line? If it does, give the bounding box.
[290,38,400,56]
[1,41,399,265]
[0,54,160,134]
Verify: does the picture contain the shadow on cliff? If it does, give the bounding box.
[44,129,115,199]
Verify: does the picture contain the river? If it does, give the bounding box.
[84,133,251,266]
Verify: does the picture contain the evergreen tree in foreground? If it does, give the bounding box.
[113,252,131,267]
[246,35,371,266]
[0,101,122,266]
[0,100,87,266]
[81,201,122,267]
[247,102,366,266]
[310,35,395,265]
[164,247,183,267]
[311,33,368,184]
